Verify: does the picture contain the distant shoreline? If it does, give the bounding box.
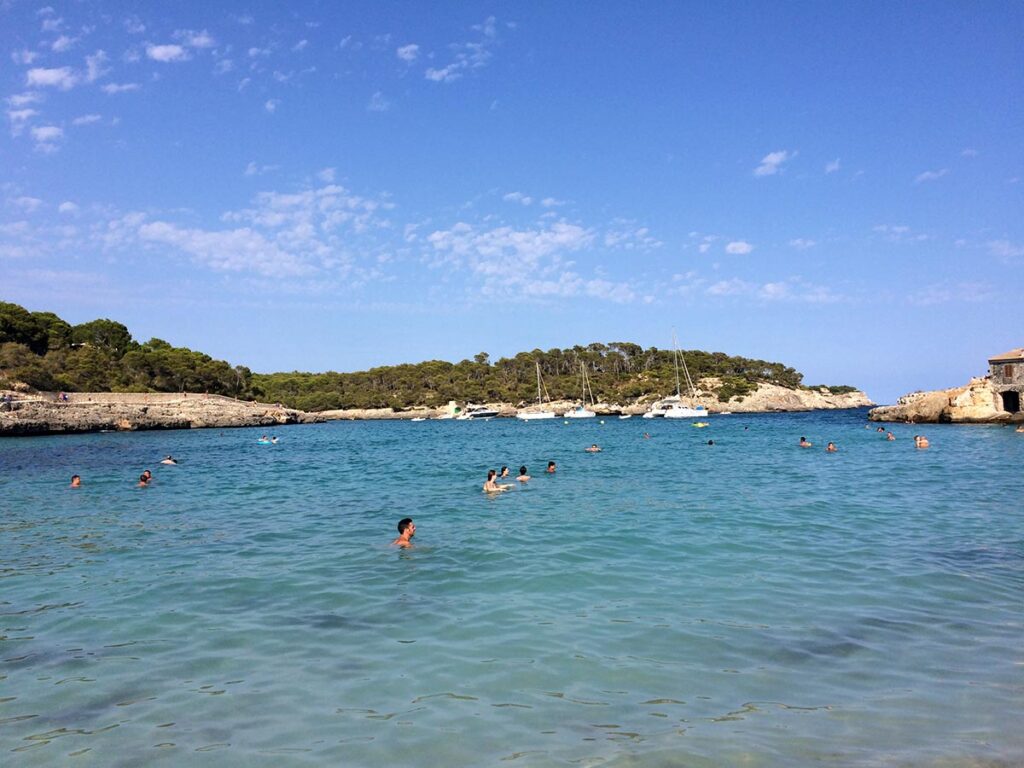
[1,386,873,437]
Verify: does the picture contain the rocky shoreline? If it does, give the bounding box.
[869,377,1024,424]
[1,384,873,436]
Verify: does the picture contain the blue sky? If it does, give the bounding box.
[2,1,1022,403]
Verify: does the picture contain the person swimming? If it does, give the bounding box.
[546,461,557,473]
[517,466,530,482]
[70,474,81,488]
[392,518,415,548]
[707,439,714,446]
[799,436,813,448]
[585,444,601,452]
[137,473,150,488]
[483,469,511,493]
[161,455,177,465]
[499,466,509,478]
[826,442,837,452]
[886,431,896,441]
[914,435,930,448]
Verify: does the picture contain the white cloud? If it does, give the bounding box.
[8,92,43,107]
[825,158,840,174]
[264,99,280,113]
[914,168,948,183]
[397,44,420,62]
[52,35,77,52]
[604,224,662,251]
[707,276,840,303]
[248,46,271,58]
[503,191,533,206]
[725,240,754,254]
[540,197,565,208]
[146,44,189,63]
[177,29,215,48]
[12,196,44,213]
[102,82,140,94]
[244,161,279,176]
[425,17,499,83]
[26,66,79,90]
[707,278,753,296]
[214,59,234,74]
[7,108,38,136]
[293,39,308,52]
[85,50,110,82]
[789,238,817,250]
[754,149,795,177]
[31,124,64,152]
[72,114,102,126]
[41,16,64,33]
[961,148,978,158]
[12,49,39,65]
[124,16,146,34]
[317,168,336,183]
[367,91,390,112]
[59,201,79,214]
[987,240,1024,261]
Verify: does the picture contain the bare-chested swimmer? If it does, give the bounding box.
[517,466,530,482]
[392,518,415,548]
[483,469,511,493]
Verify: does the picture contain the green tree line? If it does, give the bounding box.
[2,301,854,410]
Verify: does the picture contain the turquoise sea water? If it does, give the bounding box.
[1,409,1022,767]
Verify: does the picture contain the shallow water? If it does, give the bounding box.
[1,410,1022,766]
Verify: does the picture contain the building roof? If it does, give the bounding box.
[989,347,1024,363]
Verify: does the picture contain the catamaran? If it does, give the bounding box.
[517,362,557,420]
[564,362,597,418]
[663,332,708,419]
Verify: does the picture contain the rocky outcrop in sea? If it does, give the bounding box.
[869,377,1024,424]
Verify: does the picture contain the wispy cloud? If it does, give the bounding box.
[102,82,140,94]
[264,99,280,113]
[825,158,840,174]
[907,281,994,306]
[707,276,841,303]
[26,66,78,90]
[425,16,499,83]
[85,50,110,83]
[12,49,39,65]
[987,240,1024,261]
[397,44,420,62]
[961,148,978,158]
[244,161,279,177]
[914,168,948,183]
[31,124,64,152]
[503,191,533,205]
[788,238,817,250]
[72,114,102,126]
[725,240,754,254]
[147,44,190,63]
[7,108,38,136]
[367,91,390,112]
[754,149,795,177]
[177,29,216,49]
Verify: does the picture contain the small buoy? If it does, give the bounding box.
[564,420,569,425]
[599,420,605,424]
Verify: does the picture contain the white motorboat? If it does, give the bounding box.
[459,404,500,419]
[618,414,632,419]
[517,362,558,420]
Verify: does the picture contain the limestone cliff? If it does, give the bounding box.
[869,377,1022,424]
[0,392,321,436]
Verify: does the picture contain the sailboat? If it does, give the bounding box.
[663,331,708,419]
[564,362,597,418]
[517,362,557,420]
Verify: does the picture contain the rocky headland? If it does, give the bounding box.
[0,392,321,436]
[869,377,1024,424]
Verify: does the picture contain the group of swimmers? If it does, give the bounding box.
[69,456,178,489]
[482,461,558,492]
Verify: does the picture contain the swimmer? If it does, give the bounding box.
[517,465,530,482]
[392,518,415,548]
[707,439,714,446]
[142,469,152,481]
[643,432,651,439]
[585,444,601,453]
[483,469,511,493]
[499,466,509,478]
[546,461,557,473]
[161,455,177,465]
[1016,425,1024,433]
[271,436,279,444]
[914,435,930,448]
[799,436,813,448]
[70,474,81,488]
[876,426,885,433]
[137,473,150,488]
[826,442,837,452]
[886,431,896,441]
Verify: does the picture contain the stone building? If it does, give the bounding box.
[988,347,1024,413]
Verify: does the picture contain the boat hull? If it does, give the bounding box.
[517,411,556,420]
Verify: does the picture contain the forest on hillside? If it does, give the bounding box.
[1,301,855,411]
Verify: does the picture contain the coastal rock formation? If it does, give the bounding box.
[704,382,873,413]
[869,377,1022,424]
[0,392,321,436]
